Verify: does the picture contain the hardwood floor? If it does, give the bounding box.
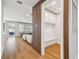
[45,44,60,59]
[2,37,60,59]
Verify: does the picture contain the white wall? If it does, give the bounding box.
[44,10,58,41]
[1,0,5,55]
[43,10,61,47]
[57,1,64,59]
[69,0,78,59]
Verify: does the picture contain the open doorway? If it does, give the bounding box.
[41,0,64,59]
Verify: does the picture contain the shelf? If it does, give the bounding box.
[45,38,57,42]
[45,22,56,25]
[45,22,56,28]
[45,21,56,24]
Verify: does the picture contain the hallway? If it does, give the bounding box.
[2,37,60,59]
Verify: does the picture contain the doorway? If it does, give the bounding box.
[41,0,64,59]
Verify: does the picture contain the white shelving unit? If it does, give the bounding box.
[43,9,58,42]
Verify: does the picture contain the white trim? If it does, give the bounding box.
[69,0,78,59]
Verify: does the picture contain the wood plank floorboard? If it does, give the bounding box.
[2,37,60,59]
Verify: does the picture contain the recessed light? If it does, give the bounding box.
[45,12,48,16]
[17,0,22,4]
[52,1,56,5]
[26,14,29,16]
[59,8,61,11]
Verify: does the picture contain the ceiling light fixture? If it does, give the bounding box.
[45,12,48,16]
[52,1,56,5]
[26,14,29,16]
[59,8,61,11]
[17,0,22,4]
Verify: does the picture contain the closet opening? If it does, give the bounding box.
[41,0,63,59]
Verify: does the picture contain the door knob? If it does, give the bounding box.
[35,24,37,28]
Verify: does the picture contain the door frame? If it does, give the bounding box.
[63,0,69,59]
[40,0,69,59]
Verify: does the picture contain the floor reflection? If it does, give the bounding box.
[5,36,16,56]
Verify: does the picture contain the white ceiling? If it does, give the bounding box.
[5,0,39,8]
[4,0,39,23]
[18,0,39,7]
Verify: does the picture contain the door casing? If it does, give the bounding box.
[40,0,69,59]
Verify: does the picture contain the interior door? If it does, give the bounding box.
[32,1,41,53]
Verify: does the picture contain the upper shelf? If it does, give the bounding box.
[45,37,57,42]
[44,0,61,14]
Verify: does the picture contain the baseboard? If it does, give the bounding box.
[1,47,4,56]
[41,52,45,56]
[57,41,60,44]
[45,39,60,48]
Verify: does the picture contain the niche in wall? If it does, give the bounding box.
[44,9,57,41]
[41,0,61,48]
